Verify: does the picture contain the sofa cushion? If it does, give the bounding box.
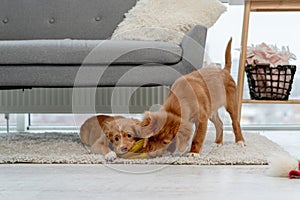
[0,39,182,65]
[111,0,226,44]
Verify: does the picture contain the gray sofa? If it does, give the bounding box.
[0,0,207,113]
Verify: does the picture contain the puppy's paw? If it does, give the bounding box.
[236,141,246,147]
[187,153,201,158]
[104,151,117,162]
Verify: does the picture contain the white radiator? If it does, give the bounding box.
[0,87,170,113]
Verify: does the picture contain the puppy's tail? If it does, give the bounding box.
[223,37,232,72]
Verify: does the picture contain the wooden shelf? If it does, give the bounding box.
[250,0,300,11]
[237,0,300,120]
[242,99,300,104]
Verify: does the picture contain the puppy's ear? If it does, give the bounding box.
[140,111,158,133]
[102,121,114,140]
[140,111,152,127]
[136,112,155,139]
[131,124,141,139]
[102,121,111,131]
[130,118,140,125]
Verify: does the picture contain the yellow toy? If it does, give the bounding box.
[117,139,150,159]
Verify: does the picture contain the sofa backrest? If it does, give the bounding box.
[0,0,137,40]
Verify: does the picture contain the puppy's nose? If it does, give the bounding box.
[120,146,128,153]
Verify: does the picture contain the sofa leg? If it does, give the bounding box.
[4,113,9,133]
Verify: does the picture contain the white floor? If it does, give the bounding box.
[0,164,299,200]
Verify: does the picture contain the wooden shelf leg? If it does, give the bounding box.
[237,1,251,121]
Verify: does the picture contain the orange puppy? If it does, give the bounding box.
[140,38,245,157]
[80,115,139,161]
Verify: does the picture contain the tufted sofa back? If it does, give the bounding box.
[0,0,137,40]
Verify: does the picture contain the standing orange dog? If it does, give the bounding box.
[140,38,245,156]
[80,115,139,161]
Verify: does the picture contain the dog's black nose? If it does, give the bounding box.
[120,146,128,152]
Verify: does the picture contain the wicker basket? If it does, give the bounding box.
[245,64,296,100]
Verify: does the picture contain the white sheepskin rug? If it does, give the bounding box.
[111,0,226,44]
[0,131,290,165]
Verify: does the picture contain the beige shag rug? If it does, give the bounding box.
[0,131,289,165]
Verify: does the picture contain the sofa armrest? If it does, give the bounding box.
[180,24,207,70]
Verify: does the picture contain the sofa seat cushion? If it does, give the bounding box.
[0,39,182,65]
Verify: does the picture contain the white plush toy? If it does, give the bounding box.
[268,154,300,179]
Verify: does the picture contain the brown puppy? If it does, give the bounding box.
[140,38,245,157]
[80,115,139,161]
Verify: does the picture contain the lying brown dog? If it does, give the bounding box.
[80,115,140,161]
[140,38,246,157]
